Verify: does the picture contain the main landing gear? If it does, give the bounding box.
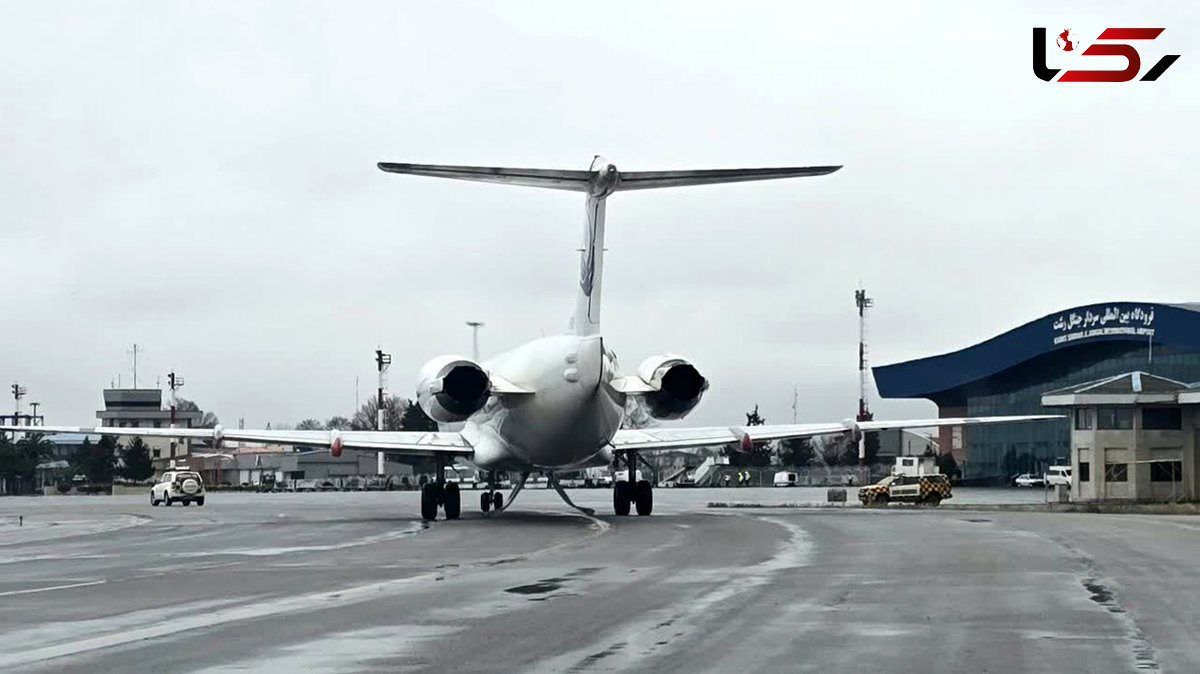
[612,450,653,516]
[421,481,460,521]
[421,457,461,521]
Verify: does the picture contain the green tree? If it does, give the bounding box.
[120,437,154,481]
[0,433,14,493]
[351,395,406,431]
[295,418,325,431]
[0,432,55,494]
[936,451,961,481]
[0,432,52,494]
[75,435,118,483]
[177,398,219,428]
[400,400,438,432]
[777,437,815,467]
[326,416,352,430]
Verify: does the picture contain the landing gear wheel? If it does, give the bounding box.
[634,480,654,516]
[443,482,461,520]
[481,491,492,512]
[421,483,440,521]
[613,480,632,516]
[492,491,503,511]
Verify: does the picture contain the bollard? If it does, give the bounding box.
[19,515,22,527]
[827,487,847,504]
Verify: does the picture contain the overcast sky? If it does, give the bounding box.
[1,1,1196,430]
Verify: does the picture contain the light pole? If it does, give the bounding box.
[167,372,184,460]
[11,383,26,427]
[466,321,484,361]
[375,349,392,476]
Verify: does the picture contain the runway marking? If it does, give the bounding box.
[526,513,813,674]
[0,579,106,597]
[0,510,608,668]
[0,571,445,669]
[160,524,425,558]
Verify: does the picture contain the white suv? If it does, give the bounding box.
[1044,465,1072,487]
[151,470,206,506]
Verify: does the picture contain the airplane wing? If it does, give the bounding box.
[610,414,1063,452]
[0,425,473,458]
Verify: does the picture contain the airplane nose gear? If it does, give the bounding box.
[481,471,529,514]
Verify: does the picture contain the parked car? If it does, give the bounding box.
[1045,465,1072,487]
[151,469,205,506]
[773,471,799,487]
[1013,473,1045,488]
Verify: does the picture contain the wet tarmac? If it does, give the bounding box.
[2,488,1199,673]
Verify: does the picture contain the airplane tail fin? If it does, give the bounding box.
[378,160,842,337]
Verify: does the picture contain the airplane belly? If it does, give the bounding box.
[478,335,624,469]
[506,389,622,467]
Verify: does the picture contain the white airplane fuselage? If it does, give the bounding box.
[460,334,625,472]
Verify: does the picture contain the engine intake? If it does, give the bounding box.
[636,354,709,420]
[417,356,491,423]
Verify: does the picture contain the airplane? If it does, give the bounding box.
[2,157,1060,520]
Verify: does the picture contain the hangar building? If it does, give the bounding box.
[873,302,1200,482]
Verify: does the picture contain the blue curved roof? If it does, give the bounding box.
[874,302,1200,399]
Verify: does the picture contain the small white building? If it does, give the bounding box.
[1042,372,1197,502]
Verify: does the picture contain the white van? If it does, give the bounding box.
[773,471,799,487]
[1045,465,1072,487]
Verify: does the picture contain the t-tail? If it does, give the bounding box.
[377,158,842,336]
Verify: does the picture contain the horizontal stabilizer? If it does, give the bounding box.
[616,165,841,191]
[378,162,593,191]
[378,161,841,193]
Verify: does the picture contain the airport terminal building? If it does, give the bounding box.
[873,302,1200,482]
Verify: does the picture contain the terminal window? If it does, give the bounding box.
[1151,461,1183,482]
[1142,407,1182,430]
[1097,407,1134,430]
[1104,463,1129,482]
[1079,462,1090,482]
[1074,408,1092,430]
